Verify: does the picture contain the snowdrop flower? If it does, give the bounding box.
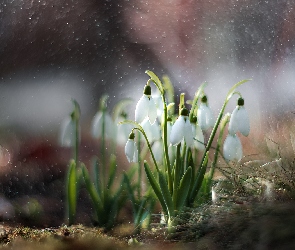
[141,117,161,143]
[116,113,133,145]
[91,111,115,140]
[135,84,157,124]
[228,97,250,137]
[60,117,80,147]
[197,95,215,131]
[125,132,138,163]
[170,107,194,147]
[152,140,164,162]
[117,122,133,145]
[191,120,205,151]
[223,133,243,162]
[152,90,164,119]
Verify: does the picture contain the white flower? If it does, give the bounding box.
[152,140,164,162]
[192,123,205,151]
[170,111,194,147]
[125,138,138,163]
[152,91,164,119]
[223,134,243,162]
[135,85,157,124]
[197,102,214,131]
[59,117,80,147]
[228,99,250,137]
[91,111,115,139]
[117,122,133,145]
[141,118,161,143]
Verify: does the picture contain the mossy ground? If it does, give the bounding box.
[1,197,295,250]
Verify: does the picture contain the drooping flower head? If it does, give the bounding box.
[125,132,138,163]
[135,83,157,125]
[223,133,243,162]
[228,97,250,137]
[60,101,81,147]
[197,95,215,131]
[60,117,76,147]
[91,111,115,140]
[170,107,194,147]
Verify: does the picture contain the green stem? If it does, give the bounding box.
[208,115,229,188]
[133,127,160,173]
[162,100,173,193]
[101,108,106,193]
[137,133,141,200]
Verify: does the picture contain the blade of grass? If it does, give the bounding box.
[175,166,192,211]
[144,161,168,217]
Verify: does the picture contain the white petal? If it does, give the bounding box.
[228,106,239,135]
[117,123,133,145]
[193,124,205,151]
[206,106,215,128]
[91,111,115,140]
[153,94,164,119]
[152,140,163,162]
[238,106,250,137]
[91,112,103,138]
[104,113,115,139]
[197,104,207,130]
[223,134,236,161]
[141,118,161,143]
[235,136,243,161]
[125,139,135,163]
[184,121,194,148]
[133,142,139,163]
[148,96,158,124]
[135,95,149,123]
[170,116,185,146]
[223,134,243,162]
[197,103,213,130]
[60,117,75,147]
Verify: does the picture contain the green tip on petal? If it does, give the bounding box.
[180,107,189,116]
[237,97,244,106]
[201,95,207,103]
[128,132,135,140]
[143,85,151,95]
[190,116,197,124]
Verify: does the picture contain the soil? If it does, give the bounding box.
[0,135,294,249]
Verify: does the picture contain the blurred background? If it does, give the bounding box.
[0,0,294,225]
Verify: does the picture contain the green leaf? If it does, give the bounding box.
[81,164,103,216]
[91,157,100,194]
[189,152,209,204]
[175,167,192,211]
[123,173,137,215]
[158,171,174,217]
[67,159,77,225]
[173,144,182,192]
[134,197,149,226]
[107,154,117,189]
[106,184,124,230]
[226,79,251,102]
[144,161,168,216]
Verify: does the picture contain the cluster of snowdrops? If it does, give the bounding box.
[60,71,250,231]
